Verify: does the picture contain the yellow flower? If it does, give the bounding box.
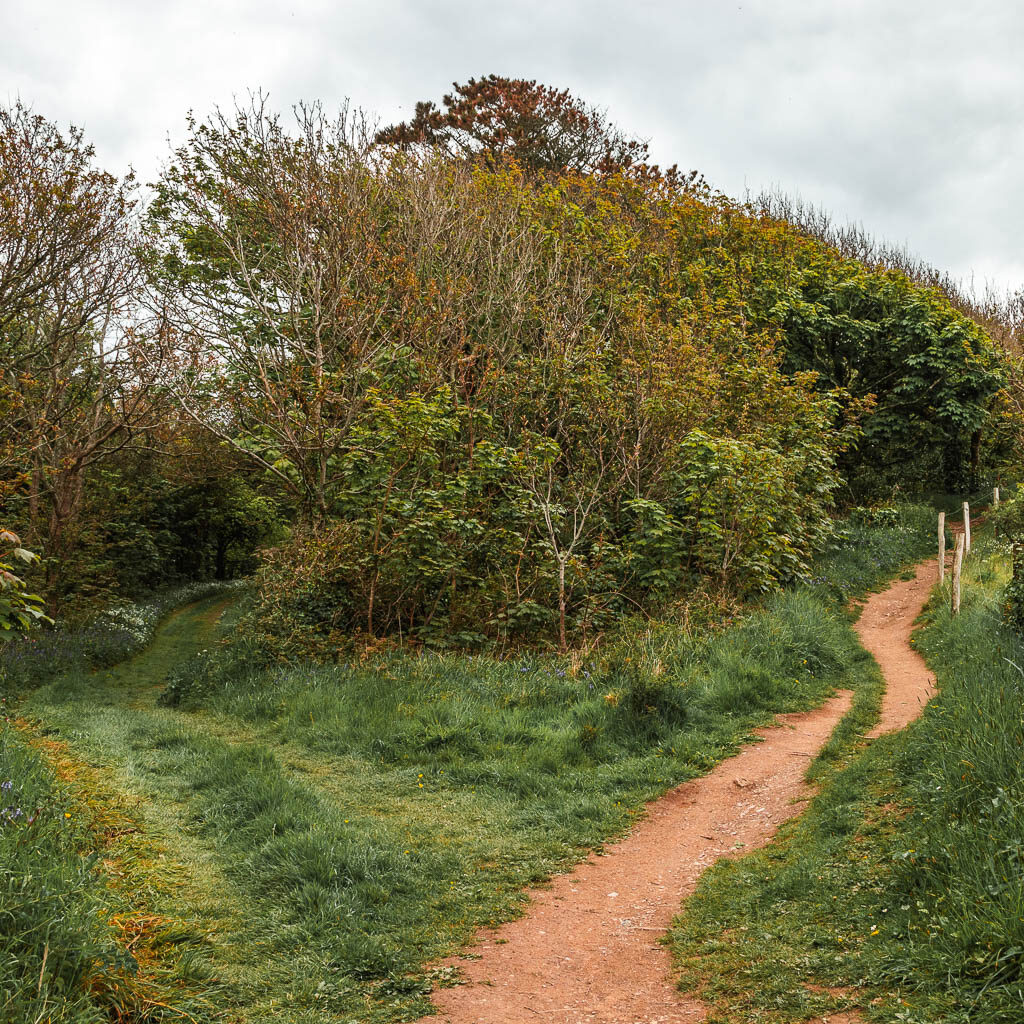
[64,812,71,818]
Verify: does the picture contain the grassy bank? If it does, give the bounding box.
[668,530,1024,1023]
[3,504,937,1022]
[0,723,220,1023]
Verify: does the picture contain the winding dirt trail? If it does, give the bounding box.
[415,554,943,1024]
[855,557,940,738]
[418,695,854,1024]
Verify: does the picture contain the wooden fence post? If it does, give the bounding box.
[963,501,971,555]
[952,532,965,615]
[937,511,945,583]
[994,486,1000,508]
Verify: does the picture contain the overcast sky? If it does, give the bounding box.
[3,0,1021,295]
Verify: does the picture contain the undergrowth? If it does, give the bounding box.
[668,530,1024,1023]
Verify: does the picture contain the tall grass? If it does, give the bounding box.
[807,501,938,601]
[899,538,1024,1013]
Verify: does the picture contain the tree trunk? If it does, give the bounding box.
[969,429,981,491]
[215,535,228,580]
[558,558,567,654]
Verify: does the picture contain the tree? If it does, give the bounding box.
[766,254,1004,494]
[0,103,134,352]
[0,104,166,608]
[149,99,402,523]
[376,75,682,180]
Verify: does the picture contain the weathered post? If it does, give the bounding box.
[937,511,945,583]
[963,501,971,555]
[952,532,965,615]
[994,486,1000,508]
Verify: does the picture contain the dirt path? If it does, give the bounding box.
[413,690,852,1024]
[856,557,939,738]
[415,555,944,1024]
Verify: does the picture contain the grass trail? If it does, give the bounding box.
[17,595,319,1023]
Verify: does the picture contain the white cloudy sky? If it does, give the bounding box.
[3,0,1021,294]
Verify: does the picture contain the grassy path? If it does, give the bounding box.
[19,595,331,1023]
[21,595,589,1022]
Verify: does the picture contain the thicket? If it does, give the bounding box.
[0,81,1014,649]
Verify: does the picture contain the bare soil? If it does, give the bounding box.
[415,691,854,1024]
[856,556,939,739]
[414,553,941,1024]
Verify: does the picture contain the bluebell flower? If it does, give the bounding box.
[1,781,11,791]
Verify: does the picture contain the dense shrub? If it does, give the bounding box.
[992,496,1024,633]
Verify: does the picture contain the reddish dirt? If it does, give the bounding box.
[856,550,942,739]
[414,690,854,1024]
[415,548,945,1024]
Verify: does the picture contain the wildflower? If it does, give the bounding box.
[0,781,11,791]
[64,812,71,818]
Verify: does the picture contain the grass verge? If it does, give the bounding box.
[0,724,220,1023]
